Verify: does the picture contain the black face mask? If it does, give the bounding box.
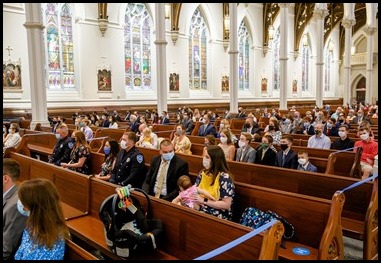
[244,123,250,128]
[280,144,288,151]
[338,119,344,123]
[315,130,321,135]
[268,125,274,131]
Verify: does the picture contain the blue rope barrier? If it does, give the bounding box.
[193,219,278,260]
[331,146,359,154]
[338,173,378,193]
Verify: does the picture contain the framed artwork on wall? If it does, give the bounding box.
[169,73,179,92]
[3,61,22,89]
[97,69,111,91]
[261,77,267,93]
[221,75,229,92]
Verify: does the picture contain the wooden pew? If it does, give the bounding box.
[65,238,99,260]
[89,136,108,153]
[22,132,57,161]
[3,135,30,158]
[136,146,376,259]
[10,152,90,221]
[94,128,125,142]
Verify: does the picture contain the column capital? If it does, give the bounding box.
[23,21,45,30]
[341,19,356,29]
[313,8,329,20]
[363,26,377,36]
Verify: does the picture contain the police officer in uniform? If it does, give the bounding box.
[49,124,73,166]
[109,131,147,188]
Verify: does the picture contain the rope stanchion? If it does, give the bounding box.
[338,173,378,193]
[193,219,278,260]
[331,146,359,154]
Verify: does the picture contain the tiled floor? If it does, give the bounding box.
[343,236,363,260]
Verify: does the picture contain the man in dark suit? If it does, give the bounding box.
[274,135,298,169]
[129,114,140,133]
[236,107,246,119]
[198,114,216,137]
[142,139,189,201]
[241,115,260,135]
[181,111,194,135]
[254,134,277,166]
[160,111,170,125]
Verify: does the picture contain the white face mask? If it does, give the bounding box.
[360,133,369,141]
[120,140,127,149]
[220,124,225,129]
[201,119,206,124]
[238,141,246,148]
[298,158,307,166]
[202,157,211,169]
[220,137,228,144]
[338,131,346,138]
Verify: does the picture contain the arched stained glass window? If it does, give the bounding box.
[189,8,208,90]
[272,28,280,91]
[124,3,152,91]
[42,3,75,90]
[324,42,333,92]
[238,20,249,91]
[301,42,310,91]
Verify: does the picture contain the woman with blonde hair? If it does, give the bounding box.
[14,178,70,260]
[217,128,236,161]
[172,124,192,155]
[60,130,91,175]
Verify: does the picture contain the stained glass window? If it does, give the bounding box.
[272,28,280,91]
[42,3,75,90]
[189,8,208,90]
[238,20,249,91]
[124,3,152,91]
[301,40,310,92]
[324,42,333,92]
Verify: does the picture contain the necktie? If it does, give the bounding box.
[240,148,245,162]
[282,153,286,167]
[155,161,168,198]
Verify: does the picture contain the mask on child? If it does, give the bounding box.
[202,157,211,169]
[360,133,369,141]
[17,199,30,217]
[220,137,228,144]
[298,158,307,166]
[338,131,346,138]
[238,141,246,148]
[103,146,111,155]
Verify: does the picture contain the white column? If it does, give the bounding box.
[229,3,239,113]
[363,26,377,104]
[313,7,328,108]
[24,3,50,130]
[155,3,168,114]
[341,18,356,106]
[278,4,289,110]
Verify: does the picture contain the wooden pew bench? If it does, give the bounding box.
[21,133,57,161]
[66,178,284,260]
[94,128,125,142]
[10,152,90,221]
[65,238,99,260]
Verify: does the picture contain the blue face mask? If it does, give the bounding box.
[55,133,61,140]
[162,151,174,162]
[68,142,74,149]
[17,199,30,217]
[103,146,111,155]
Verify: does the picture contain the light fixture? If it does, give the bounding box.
[222,4,230,52]
[302,33,308,47]
[351,45,356,55]
[224,14,230,32]
[268,5,274,41]
[328,41,334,53]
[165,3,171,20]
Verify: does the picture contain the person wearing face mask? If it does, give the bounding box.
[108,115,119,129]
[335,113,351,130]
[3,158,28,260]
[323,118,338,137]
[354,127,378,180]
[49,124,72,166]
[351,109,365,124]
[3,123,21,152]
[181,111,194,135]
[95,140,120,181]
[301,117,315,135]
[136,127,156,149]
[198,114,216,137]
[216,119,230,138]
[254,134,277,166]
[142,139,189,201]
[202,135,216,157]
[235,133,256,163]
[171,124,192,155]
[307,123,331,149]
[80,119,94,142]
[265,119,282,145]
[275,135,298,169]
[109,132,147,188]
[241,115,260,135]
[331,125,355,150]
[160,111,170,125]
[217,129,236,161]
[192,145,235,221]
[280,115,295,134]
[297,150,317,172]
[14,178,70,260]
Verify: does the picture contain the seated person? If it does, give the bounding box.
[172,175,215,208]
[354,127,378,179]
[95,140,119,181]
[3,123,21,151]
[254,134,277,166]
[136,127,155,148]
[331,124,355,151]
[323,118,338,137]
[236,133,256,163]
[297,150,317,172]
[217,128,236,161]
[307,123,331,149]
[275,135,298,169]
[171,124,192,155]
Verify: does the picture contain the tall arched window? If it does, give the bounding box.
[124,3,152,91]
[238,20,249,91]
[188,8,208,90]
[272,28,280,91]
[301,42,310,92]
[324,41,333,92]
[42,3,75,90]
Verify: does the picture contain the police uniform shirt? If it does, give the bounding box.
[50,135,73,166]
[111,146,146,187]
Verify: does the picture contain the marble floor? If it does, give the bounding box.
[343,236,363,260]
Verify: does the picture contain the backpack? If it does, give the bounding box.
[239,207,295,240]
[99,186,163,258]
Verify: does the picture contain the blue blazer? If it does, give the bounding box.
[275,150,298,169]
[198,123,216,137]
[297,162,318,173]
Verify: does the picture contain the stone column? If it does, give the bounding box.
[363,26,377,104]
[313,7,328,108]
[341,18,356,106]
[278,3,290,110]
[155,3,168,114]
[229,3,239,114]
[24,3,50,129]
